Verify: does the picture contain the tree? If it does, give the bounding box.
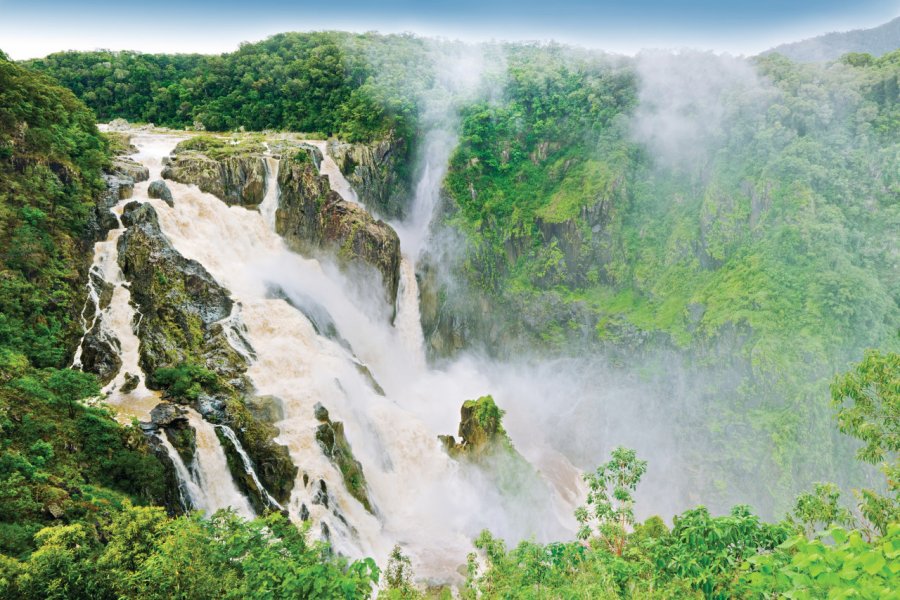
[831,350,899,534]
[576,446,647,555]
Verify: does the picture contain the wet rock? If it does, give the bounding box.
[312,479,329,508]
[148,179,174,207]
[314,406,373,513]
[161,137,267,207]
[299,503,310,521]
[223,400,297,506]
[112,156,150,183]
[150,402,187,428]
[277,150,401,307]
[440,395,509,459]
[328,136,410,219]
[149,403,196,466]
[78,318,121,385]
[247,395,284,425]
[121,372,140,393]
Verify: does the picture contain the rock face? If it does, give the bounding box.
[313,403,373,513]
[328,136,409,219]
[277,150,401,306]
[117,201,246,387]
[148,179,174,207]
[161,137,267,207]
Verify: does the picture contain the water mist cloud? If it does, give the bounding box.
[629,50,774,172]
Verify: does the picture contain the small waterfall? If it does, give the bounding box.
[395,256,426,368]
[71,266,103,368]
[218,424,285,511]
[259,155,280,230]
[186,411,256,519]
[308,140,360,205]
[156,431,205,511]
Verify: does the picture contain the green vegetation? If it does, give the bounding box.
[0,508,379,600]
[24,32,430,143]
[442,47,900,512]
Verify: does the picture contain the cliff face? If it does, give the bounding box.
[276,150,402,307]
[161,138,268,207]
[328,136,409,219]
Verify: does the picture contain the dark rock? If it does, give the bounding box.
[312,479,329,508]
[300,503,309,521]
[148,179,174,207]
[276,151,401,307]
[314,407,373,513]
[121,372,140,393]
[150,402,188,428]
[78,317,121,385]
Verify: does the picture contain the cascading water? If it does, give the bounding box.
[78,130,583,582]
[218,424,285,511]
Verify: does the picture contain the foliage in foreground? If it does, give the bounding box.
[463,351,900,599]
[0,508,379,600]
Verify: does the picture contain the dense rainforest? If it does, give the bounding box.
[2,29,899,598]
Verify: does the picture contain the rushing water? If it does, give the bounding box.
[81,131,583,582]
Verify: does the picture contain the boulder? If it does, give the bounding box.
[148,179,174,207]
[78,318,121,386]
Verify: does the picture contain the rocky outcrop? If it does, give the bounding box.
[313,402,373,513]
[117,201,248,389]
[161,137,267,207]
[276,151,401,306]
[148,179,174,207]
[328,136,410,218]
[439,395,509,460]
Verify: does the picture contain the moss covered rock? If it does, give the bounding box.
[313,403,373,513]
[117,201,247,390]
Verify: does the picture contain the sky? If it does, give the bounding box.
[1,0,898,59]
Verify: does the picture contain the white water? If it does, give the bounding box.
[79,131,582,583]
[308,140,360,204]
[187,410,256,518]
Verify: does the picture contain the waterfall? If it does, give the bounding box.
[156,430,204,511]
[186,411,256,519]
[259,155,280,230]
[217,424,285,511]
[82,131,583,582]
[308,140,360,205]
